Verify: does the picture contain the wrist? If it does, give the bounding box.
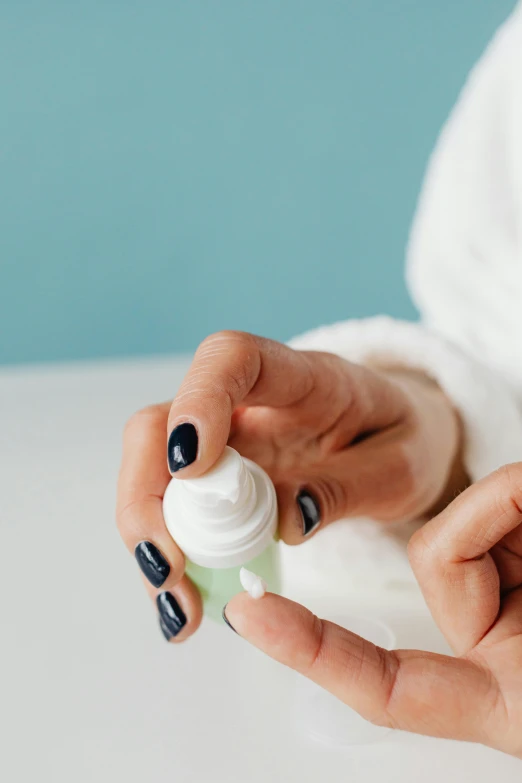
[378,365,470,518]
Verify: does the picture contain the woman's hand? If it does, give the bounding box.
[225,463,522,758]
[116,330,463,641]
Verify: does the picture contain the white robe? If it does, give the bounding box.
[283,3,522,602]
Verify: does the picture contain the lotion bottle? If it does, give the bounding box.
[163,447,280,622]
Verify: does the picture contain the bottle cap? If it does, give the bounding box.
[163,447,277,569]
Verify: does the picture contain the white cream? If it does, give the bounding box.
[240,567,267,599]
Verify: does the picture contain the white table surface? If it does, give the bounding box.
[1,355,521,783]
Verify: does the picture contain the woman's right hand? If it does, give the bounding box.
[226,462,522,757]
[116,330,465,642]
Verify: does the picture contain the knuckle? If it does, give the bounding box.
[373,647,401,728]
[115,494,155,539]
[492,462,522,515]
[303,615,326,674]
[221,362,252,402]
[408,526,442,585]
[467,464,522,552]
[198,330,259,401]
[407,528,430,570]
[495,461,522,480]
[338,373,363,423]
[115,500,136,536]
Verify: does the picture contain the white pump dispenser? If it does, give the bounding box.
[163,447,278,569]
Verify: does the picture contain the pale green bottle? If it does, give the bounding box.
[163,447,280,622]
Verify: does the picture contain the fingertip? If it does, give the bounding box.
[225,592,317,662]
[221,604,238,634]
[155,544,185,589]
[159,615,174,642]
[297,489,322,537]
[225,591,274,637]
[167,421,199,474]
[166,413,231,480]
[154,574,204,644]
[134,540,171,588]
[276,484,322,545]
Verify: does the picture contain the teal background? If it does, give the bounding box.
[0,1,516,365]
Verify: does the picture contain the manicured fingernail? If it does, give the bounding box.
[167,423,198,473]
[222,604,237,634]
[297,490,321,536]
[157,591,187,638]
[135,541,170,588]
[159,616,173,642]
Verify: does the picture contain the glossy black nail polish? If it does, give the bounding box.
[167,423,198,473]
[159,616,173,642]
[157,591,187,637]
[135,541,170,588]
[297,490,321,536]
[222,604,237,634]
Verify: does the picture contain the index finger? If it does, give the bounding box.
[117,402,186,587]
[166,331,315,477]
[225,592,495,744]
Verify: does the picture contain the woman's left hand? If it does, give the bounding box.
[225,463,522,758]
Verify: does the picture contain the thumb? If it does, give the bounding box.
[166,331,315,478]
[225,592,495,743]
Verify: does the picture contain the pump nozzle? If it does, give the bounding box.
[163,447,277,568]
[180,447,256,517]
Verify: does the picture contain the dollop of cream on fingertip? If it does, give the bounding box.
[240,567,267,599]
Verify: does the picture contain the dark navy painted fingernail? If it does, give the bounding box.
[135,541,170,588]
[157,592,187,638]
[159,615,173,642]
[222,605,237,634]
[167,423,198,473]
[297,490,321,536]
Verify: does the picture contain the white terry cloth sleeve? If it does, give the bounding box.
[282,6,522,601]
[284,317,522,603]
[289,316,522,483]
[290,5,522,485]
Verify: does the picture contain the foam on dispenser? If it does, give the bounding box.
[181,447,253,509]
[163,447,277,570]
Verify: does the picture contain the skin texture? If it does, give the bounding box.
[116,330,464,644]
[226,464,522,758]
[116,330,522,752]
